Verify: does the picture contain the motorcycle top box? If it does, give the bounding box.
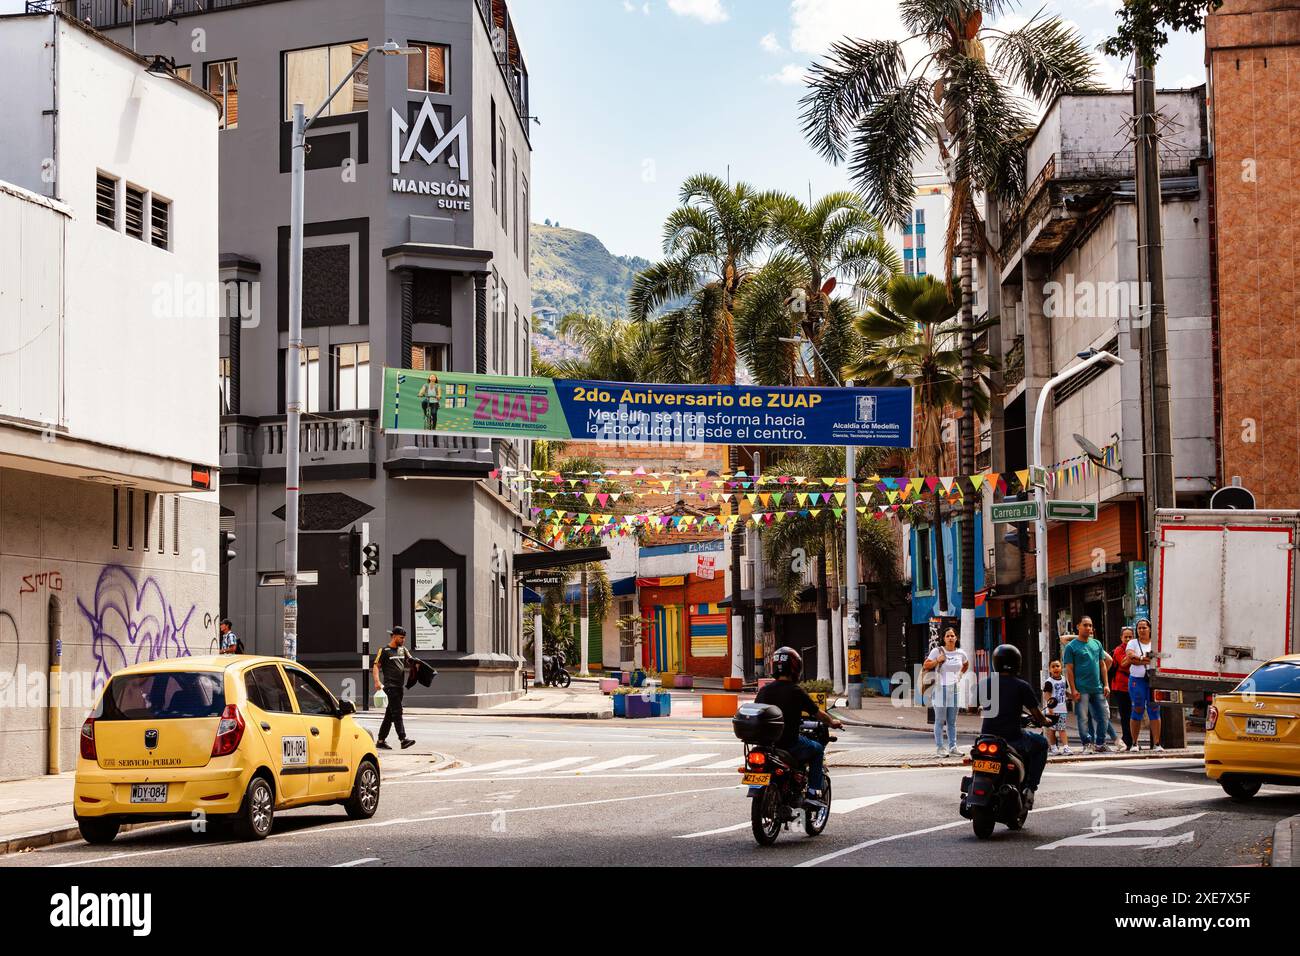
[733,703,784,745]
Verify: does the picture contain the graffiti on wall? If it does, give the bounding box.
[19,570,64,596]
[78,565,196,692]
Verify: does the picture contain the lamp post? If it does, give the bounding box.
[1032,349,1124,683]
[779,337,861,707]
[284,40,419,661]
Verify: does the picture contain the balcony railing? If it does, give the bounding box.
[259,411,377,472]
[26,0,287,28]
[219,416,259,472]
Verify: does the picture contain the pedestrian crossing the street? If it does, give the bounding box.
[425,752,747,778]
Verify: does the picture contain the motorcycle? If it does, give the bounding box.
[542,652,571,688]
[732,703,835,846]
[959,714,1055,839]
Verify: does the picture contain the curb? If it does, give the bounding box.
[366,707,612,721]
[1273,814,1298,867]
[382,750,460,778]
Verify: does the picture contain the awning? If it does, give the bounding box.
[514,546,611,574]
[612,576,636,597]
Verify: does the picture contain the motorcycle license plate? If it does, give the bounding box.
[972,760,1001,774]
[1246,717,1277,736]
[741,773,771,786]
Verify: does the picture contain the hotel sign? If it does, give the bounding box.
[390,96,472,211]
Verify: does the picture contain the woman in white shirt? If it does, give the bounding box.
[924,627,970,757]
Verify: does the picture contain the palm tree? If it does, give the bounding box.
[761,445,900,682]
[801,0,1097,647]
[737,190,900,387]
[848,273,994,616]
[533,312,657,383]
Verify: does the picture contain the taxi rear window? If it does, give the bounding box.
[1234,662,1300,696]
[97,672,226,720]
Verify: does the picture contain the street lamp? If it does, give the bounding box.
[779,336,863,707]
[283,40,419,661]
[1031,349,1124,683]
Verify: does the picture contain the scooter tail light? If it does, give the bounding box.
[988,743,999,754]
[748,751,767,767]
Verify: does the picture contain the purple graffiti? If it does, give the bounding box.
[78,565,196,692]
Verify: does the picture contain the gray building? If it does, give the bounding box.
[61,0,536,706]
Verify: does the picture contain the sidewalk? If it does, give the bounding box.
[0,749,454,856]
[389,684,613,720]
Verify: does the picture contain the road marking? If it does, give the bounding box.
[1045,771,1216,789]
[432,759,530,777]
[830,793,906,815]
[630,754,720,772]
[1036,812,1207,851]
[697,757,745,769]
[572,755,656,773]
[796,785,1206,868]
[333,857,379,867]
[676,821,753,839]
[495,756,593,775]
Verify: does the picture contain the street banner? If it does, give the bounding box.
[382,368,914,448]
[413,568,445,651]
[696,554,716,580]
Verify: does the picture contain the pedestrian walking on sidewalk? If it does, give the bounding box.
[1111,627,1135,751]
[1063,616,1112,753]
[1126,618,1164,752]
[924,627,969,757]
[1043,660,1071,755]
[373,625,416,750]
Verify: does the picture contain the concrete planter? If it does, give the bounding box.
[613,694,627,717]
[620,672,631,685]
[624,694,654,719]
[723,676,743,691]
[599,678,620,694]
[650,692,672,717]
[673,674,694,689]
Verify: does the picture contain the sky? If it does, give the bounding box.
[0,0,1209,260]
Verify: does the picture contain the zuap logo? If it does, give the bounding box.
[49,886,152,937]
[390,96,472,210]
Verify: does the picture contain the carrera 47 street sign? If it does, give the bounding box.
[382,369,914,448]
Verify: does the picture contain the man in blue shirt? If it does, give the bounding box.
[1063,616,1112,753]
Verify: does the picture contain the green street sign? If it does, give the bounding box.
[991,501,1039,523]
[1046,500,1098,522]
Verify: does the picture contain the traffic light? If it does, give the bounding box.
[361,543,379,576]
[221,531,237,564]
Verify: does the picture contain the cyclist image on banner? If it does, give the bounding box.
[418,373,441,431]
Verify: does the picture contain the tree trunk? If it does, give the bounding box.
[932,491,949,616]
[579,568,590,676]
[958,198,978,697]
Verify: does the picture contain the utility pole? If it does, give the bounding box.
[753,451,765,679]
[1134,58,1180,746]
[845,383,862,709]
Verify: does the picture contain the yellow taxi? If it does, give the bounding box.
[1205,654,1300,801]
[74,655,380,844]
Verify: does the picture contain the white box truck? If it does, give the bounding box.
[1153,509,1299,707]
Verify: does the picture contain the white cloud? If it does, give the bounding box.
[789,0,906,54]
[667,0,729,24]
[760,31,784,54]
[623,1,651,12]
[767,63,810,86]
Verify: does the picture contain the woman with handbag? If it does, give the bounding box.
[924,627,970,757]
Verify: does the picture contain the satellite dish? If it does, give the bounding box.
[1210,485,1256,510]
[1073,434,1106,461]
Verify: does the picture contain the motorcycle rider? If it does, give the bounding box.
[979,644,1052,793]
[754,647,842,806]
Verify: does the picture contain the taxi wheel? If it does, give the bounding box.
[77,817,120,845]
[1221,778,1261,802]
[345,760,381,820]
[233,775,275,840]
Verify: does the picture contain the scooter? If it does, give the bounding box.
[542,651,571,688]
[733,703,835,846]
[959,713,1056,839]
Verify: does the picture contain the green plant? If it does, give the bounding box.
[800,679,833,697]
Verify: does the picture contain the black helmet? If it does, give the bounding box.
[771,646,803,680]
[992,643,1022,675]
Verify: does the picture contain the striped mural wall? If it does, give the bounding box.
[689,603,728,658]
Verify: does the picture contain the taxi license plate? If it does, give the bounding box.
[130,784,168,804]
[1246,717,1277,737]
[741,773,771,786]
[972,760,1001,774]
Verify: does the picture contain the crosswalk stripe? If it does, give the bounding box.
[676,821,752,839]
[829,793,905,815]
[573,755,657,773]
[629,754,720,772]
[496,756,593,775]
[433,759,530,777]
[697,757,745,769]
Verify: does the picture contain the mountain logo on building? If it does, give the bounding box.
[391,96,471,181]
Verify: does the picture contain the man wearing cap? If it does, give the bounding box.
[372,626,416,750]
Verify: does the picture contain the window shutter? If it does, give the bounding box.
[151,197,170,249]
[96,173,116,229]
[125,185,146,240]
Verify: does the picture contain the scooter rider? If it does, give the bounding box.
[979,644,1052,792]
[754,647,842,805]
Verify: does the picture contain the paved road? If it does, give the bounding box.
[5,714,1294,867]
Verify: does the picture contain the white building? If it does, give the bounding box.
[0,12,221,779]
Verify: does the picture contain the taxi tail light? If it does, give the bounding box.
[79,717,96,760]
[1206,704,1218,733]
[211,705,245,757]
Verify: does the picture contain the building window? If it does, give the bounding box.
[281,346,321,413]
[207,59,239,129]
[904,259,915,276]
[522,177,530,271]
[143,493,152,552]
[176,65,192,84]
[331,342,370,411]
[283,42,368,122]
[219,357,233,415]
[406,42,449,94]
[172,496,180,555]
[498,121,507,232]
[915,527,933,594]
[411,343,450,372]
[512,306,521,376]
[151,196,170,250]
[915,208,925,226]
[127,490,135,551]
[490,99,499,214]
[112,488,120,549]
[494,275,508,374]
[95,172,117,229]
[512,151,519,257]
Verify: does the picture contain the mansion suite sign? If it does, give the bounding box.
[390,96,472,212]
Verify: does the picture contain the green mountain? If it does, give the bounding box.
[529,222,651,322]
